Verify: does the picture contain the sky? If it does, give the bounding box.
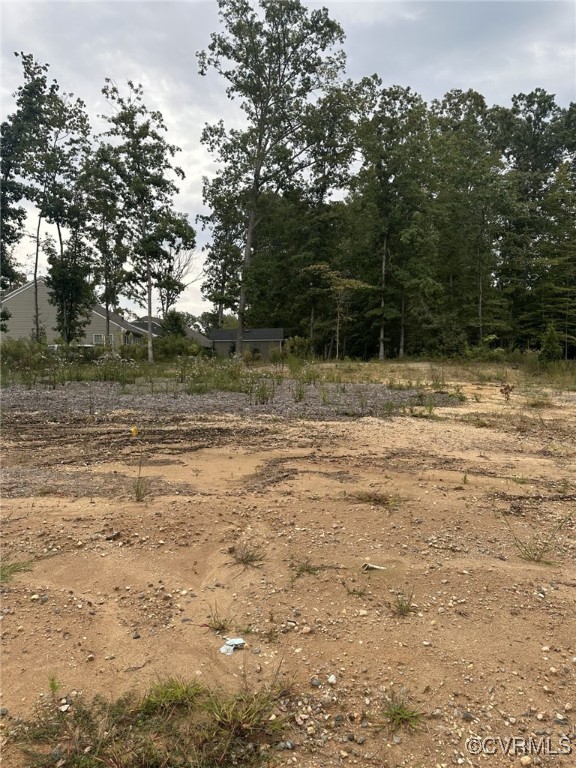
[1,0,575,318]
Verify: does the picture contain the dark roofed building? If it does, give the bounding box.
[209,328,283,359]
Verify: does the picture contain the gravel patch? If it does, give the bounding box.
[0,380,459,422]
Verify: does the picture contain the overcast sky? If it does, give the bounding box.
[1,0,574,317]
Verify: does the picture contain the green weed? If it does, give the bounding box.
[0,558,32,584]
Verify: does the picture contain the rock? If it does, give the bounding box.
[327,674,337,685]
[0,708,8,717]
[310,677,321,688]
[519,757,532,766]
[461,711,474,722]
[132,630,141,639]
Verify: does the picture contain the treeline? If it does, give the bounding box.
[2,0,575,361]
[199,1,575,360]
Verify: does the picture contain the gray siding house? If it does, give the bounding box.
[0,277,147,345]
[209,328,284,359]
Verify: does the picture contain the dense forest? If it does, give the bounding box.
[1,0,575,360]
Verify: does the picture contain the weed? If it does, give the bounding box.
[381,687,422,732]
[138,677,206,714]
[130,426,148,502]
[11,677,289,768]
[228,542,266,568]
[462,473,468,485]
[206,603,232,633]
[511,475,529,485]
[390,591,417,617]
[0,558,32,584]
[48,675,61,699]
[349,490,399,510]
[293,380,305,402]
[526,393,552,408]
[290,557,322,579]
[341,579,367,598]
[503,513,573,564]
[500,383,514,402]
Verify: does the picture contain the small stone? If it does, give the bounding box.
[30,594,40,601]
[355,735,365,745]
[392,734,402,744]
[519,757,532,766]
[327,674,337,686]
[0,708,8,717]
[462,711,474,722]
[86,654,95,662]
[310,677,321,688]
[301,625,312,634]
[132,630,141,639]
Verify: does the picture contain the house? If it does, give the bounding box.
[131,316,212,349]
[209,328,284,359]
[0,277,148,346]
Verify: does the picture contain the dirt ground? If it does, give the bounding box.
[1,363,575,767]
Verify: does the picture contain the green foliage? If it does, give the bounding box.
[381,687,422,731]
[540,322,563,362]
[11,678,288,768]
[0,557,32,584]
[162,309,188,337]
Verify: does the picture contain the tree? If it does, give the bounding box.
[44,234,95,343]
[81,142,129,336]
[161,309,188,337]
[100,80,193,361]
[198,0,346,351]
[2,52,91,341]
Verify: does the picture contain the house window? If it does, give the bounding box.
[93,334,114,345]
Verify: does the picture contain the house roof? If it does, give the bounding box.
[209,328,284,342]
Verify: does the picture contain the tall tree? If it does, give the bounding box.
[100,80,193,360]
[2,52,91,340]
[198,0,346,351]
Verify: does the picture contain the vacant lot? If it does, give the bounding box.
[1,361,575,767]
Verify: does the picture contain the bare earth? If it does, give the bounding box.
[1,363,575,767]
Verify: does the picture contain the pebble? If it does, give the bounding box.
[519,757,532,766]
[327,674,337,685]
[310,677,321,688]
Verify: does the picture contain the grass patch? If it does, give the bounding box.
[0,558,32,584]
[349,490,399,510]
[206,603,232,633]
[381,687,422,732]
[10,677,288,768]
[504,513,573,564]
[390,591,417,617]
[228,542,266,568]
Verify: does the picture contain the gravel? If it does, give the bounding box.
[0,379,458,422]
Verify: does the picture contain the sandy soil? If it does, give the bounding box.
[1,366,575,767]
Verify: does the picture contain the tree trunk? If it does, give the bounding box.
[146,254,154,363]
[378,233,387,360]
[399,293,405,358]
[237,206,257,356]
[33,214,43,342]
